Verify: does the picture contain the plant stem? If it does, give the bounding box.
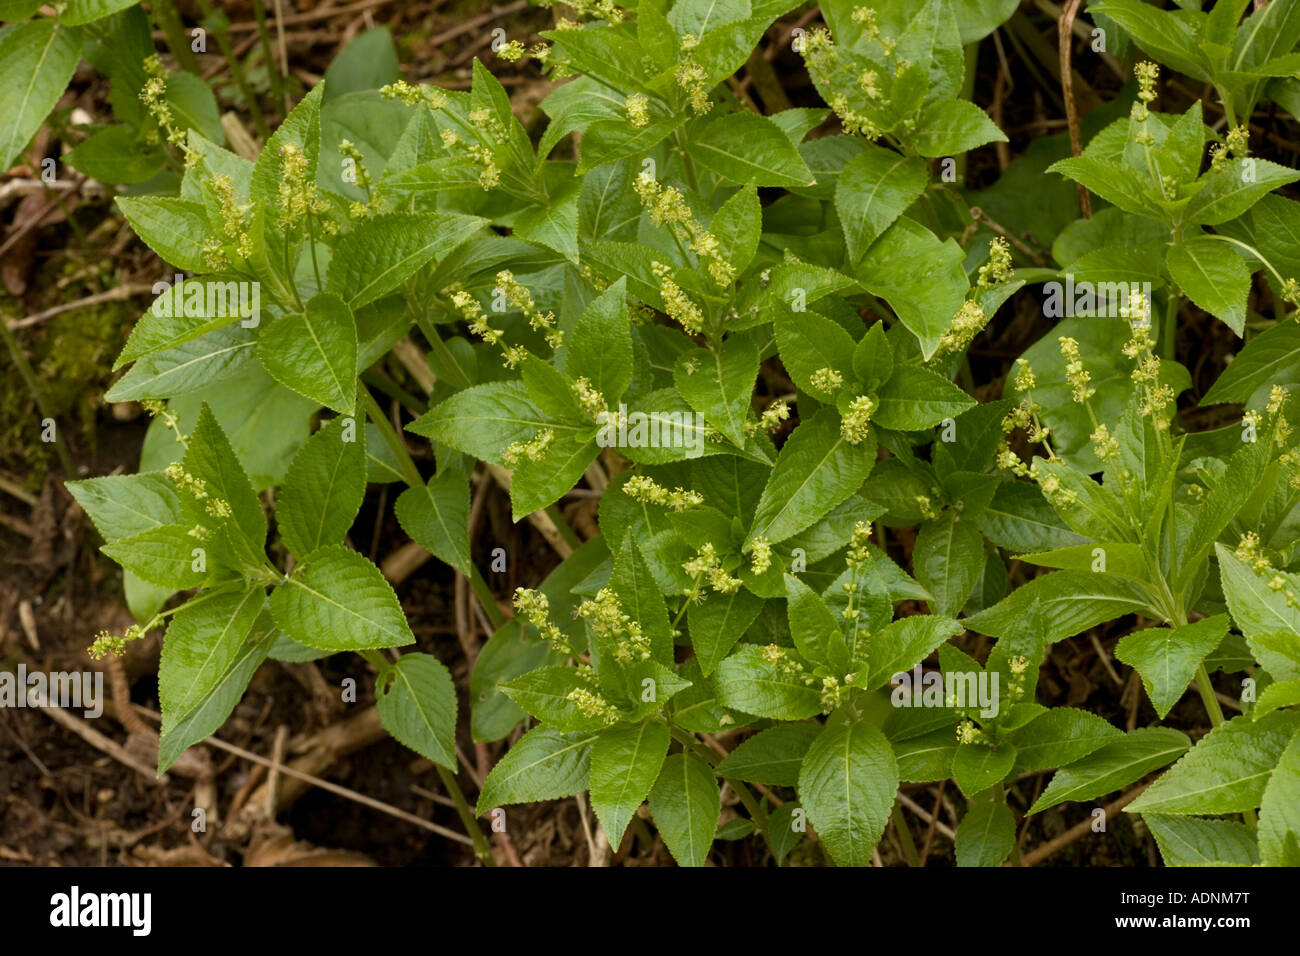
[359,648,495,863]
[1193,662,1225,728]
[891,800,921,867]
[436,764,496,865]
[250,0,286,105]
[0,317,75,478]
[152,0,202,74]
[1161,289,1179,361]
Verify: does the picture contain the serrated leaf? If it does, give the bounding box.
[690,112,814,187]
[798,720,897,867]
[256,293,358,414]
[1143,814,1262,867]
[1007,708,1124,773]
[277,415,366,558]
[1128,711,1300,815]
[913,516,984,616]
[476,724,597,813]
[1166,238,1250,335]
[650,752,722,867]
[1031,727,1190,814]
[715,723,821,787]
[747,407,875,546]
[270,545,414,650]
[955,790,1016,867]
[688,586,766,677]
[1258,726,1300,867]
[326,212,485,307]
[875,365,975,430]
[376,652,458,769]
[1115,615,1229,719]
[394,469,472,573]
[715,644,822,719]
[834,143,928,264]
[589,720,671,846]
[0,20,80,171]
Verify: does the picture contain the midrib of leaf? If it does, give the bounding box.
[288,574,406,641]
[2,24,61,164]
[307,449,350,552]
[172,588,261,710]
[612,723,652,810]
[756,434,846,540]
[132,340,254,389]
[392,662,444,752]
[300,310,349,405]
[499,733,597,784]
[1044,742,1186,804]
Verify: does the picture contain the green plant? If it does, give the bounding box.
[38,0,1300,867]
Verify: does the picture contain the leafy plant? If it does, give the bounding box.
[43,0,1300,867]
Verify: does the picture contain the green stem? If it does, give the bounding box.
[1193,662,1225,728]
[359,648,495,864]
[250,0,286,105]
[436,764,496,865]
[152,0,202,74]
[1160,290,1179,361]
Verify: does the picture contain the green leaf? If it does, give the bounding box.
[476,724,597,813]
[66,126,164,184]
[276,415,365,559]
[565,278,633,404]
[689,112,815,188]
[953,739,1017,795]
[516,184,580,263]
[772,302,858,399]
[864,615,963,692]
[711,182,761,273]
[855,217,969,359]
[1166,238,1250,335]
[270,545,415,650]
[102,524,216,590]
[963,570,1150,648]
[715,644,823,719]
[1143,814,1262,867]
[673,338,759,448]
[1258,726,1300,867]
[785,574,845,671]
[1128,711,1300,815]
[955,790,1016,867]
[0,20,80,171]
[1217,545,1300,645]
[114,276,254,369]
[159,587,265,719]
[1007,708,1124,773]
[911,98,1007,157]
[375,652,458,769]
[913,516,984,616]
[689,587,767,677]
[649,752,721,867]
[798,720,898,867]
[67,473,181,543]
[1046,156,1164,221]
[59,0,138,25]
[158,614,276,774]
[409,382,584,467]
[182,403,268,570]
[834,143,928,264]
[106,324,256,402]
[608,533,674,666]
[257,292,358,414]
[1087,1,1210,82]
[1031,727,1190,814]
[251,84,325,209]
[1115,615,1230,719]
[327,212,485,308]
[747,407,875,546]
[114,197,211,273]
[322,26,399,100]
[589,720,671,846]
[394,469,472,574]
[716,723,823,787]
[1184,159,1300,226]
[1202,319,1300,405]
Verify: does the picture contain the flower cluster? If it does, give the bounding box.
[497,270,563,349]
[513,587,569,652]
[675,55,712,115]
[683,543,742,598]
[749,536,773,576]
[840,395,876,445]
[745,398,790,436]
[578,588,651,663]
[448,288,527,368]
[566,685,621,724]
[202,173,254,268]
[622,475,704,511]
[1059,336,1094,404]
[275,142,331,231]
[503,428,554,466]
[89,620,155,659]
[810,367,844,394]
[138,56,186,148]
[937,300,989,355]
[976,237,1015,289]
[634,174,734,287]
[651,262,705,334]
[571,377,607,419]
[625,93,649,129]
